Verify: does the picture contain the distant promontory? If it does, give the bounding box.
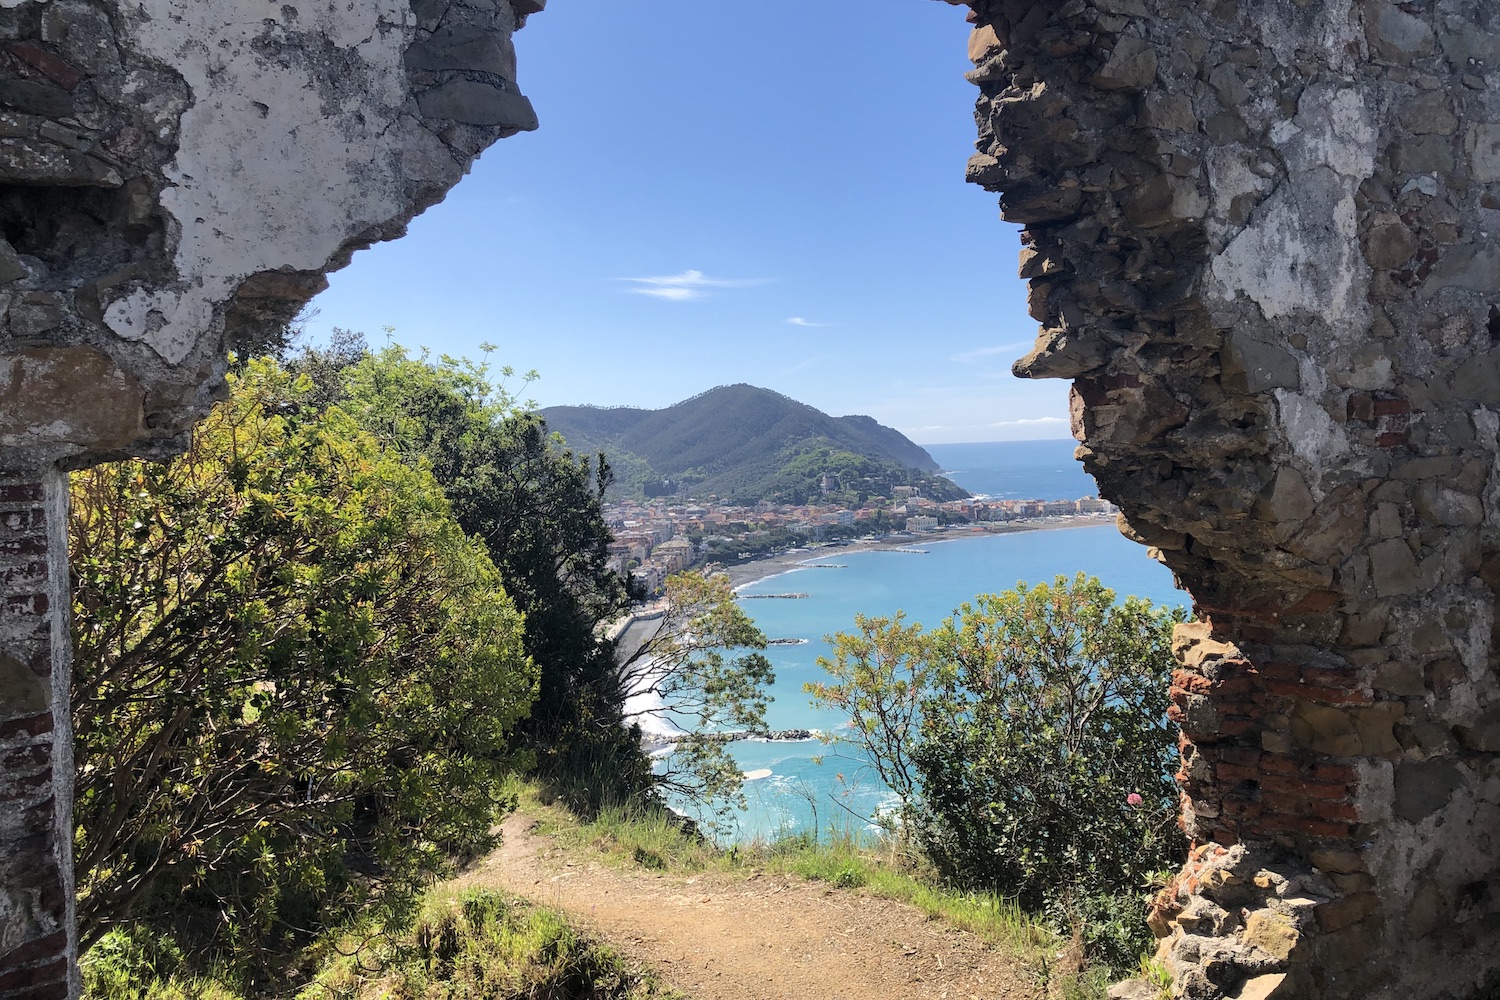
[540,384,969,505]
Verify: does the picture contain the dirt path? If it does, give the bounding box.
[453,814,1038,1000]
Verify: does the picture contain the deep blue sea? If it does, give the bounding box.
[926,439,1097,500]
[668,440,1188,843]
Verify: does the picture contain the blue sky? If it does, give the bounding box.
[303,0,1072,444]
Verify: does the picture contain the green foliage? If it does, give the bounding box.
[322,342,652,815]
[619,571,774,827]
[81,927,243,1000]
[810,573,1187,974]
[805,612,929,842]
[540,384,963,504]
[70,358,534,963]
[767,447,968,507]
[914,574,1187,916]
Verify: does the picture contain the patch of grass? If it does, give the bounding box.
[81,928,246,1000]
[300,888,681,1000]
[83,884,679,1000]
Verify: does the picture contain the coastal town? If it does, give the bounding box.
[604,489,1119,596]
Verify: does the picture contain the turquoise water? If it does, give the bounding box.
[690,523,1189,843]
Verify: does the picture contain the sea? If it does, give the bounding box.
[656,439,1188,843]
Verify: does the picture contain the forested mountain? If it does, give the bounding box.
[541,385,967,504]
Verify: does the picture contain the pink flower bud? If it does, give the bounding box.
[1126,793,1144,807]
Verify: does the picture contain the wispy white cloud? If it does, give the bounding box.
[948,342,1033,364]
[786,317,830,328]
[990,416,1067,427]
[783,355,825,374]
[618,269,766,301]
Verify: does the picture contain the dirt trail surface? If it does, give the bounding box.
[454,814,1038,1000]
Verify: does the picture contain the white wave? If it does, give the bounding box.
[621,655,688,741]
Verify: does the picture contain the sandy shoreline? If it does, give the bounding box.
[720,515,1115,590]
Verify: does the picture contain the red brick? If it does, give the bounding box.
[1172,670,1213,695]
[0,714,52,741]
[1261,755,1304,775]
[0,538,47,557]
[1261,774,1351,800]
[1210,676,1256,696]
[1376,431,1409,448]
[3,594,48,615]
[1264,679,1374,706]
[0,933,66,972]
[1308,799,1361,822]
[1314,762,1360,784]
[0,955,68,994]
[0,744,49,772]
[1216,746,1263,766]
[1256,814,1356,839]
[1372,397,1411,416]
[1216,716,1259,737]
[1214,762,1261,783]
[1281,590,1342,615]
[0,770,53,804]
[1258,661,1301,681]
[0,484,43,503]
[7,41,82,90]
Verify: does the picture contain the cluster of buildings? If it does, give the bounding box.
[604,492,1118,596]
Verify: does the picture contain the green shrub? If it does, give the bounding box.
[914,574,1186,968]
[811,573,1188,974]
[70,359,535,965]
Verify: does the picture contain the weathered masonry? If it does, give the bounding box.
[0,2,542,996]
[948,0,1500,996]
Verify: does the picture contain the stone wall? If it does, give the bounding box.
[0,2,542,994]
[947,0,1500,996]
[0,475,71,999]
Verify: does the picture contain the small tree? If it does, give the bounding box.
[617,571,773,827]
[809,573,1186,970]
[328,343,650,813]
[915,575,1186,934]
[805,612,929,842]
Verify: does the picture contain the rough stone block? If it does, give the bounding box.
[1093,35,1158,91]
[1368,538,1421,596]
[416,79,539,130]
[0,348,144,456]
[1366,2,1436,63]
[1467,123,1500,183]
[1393,759,1463,823]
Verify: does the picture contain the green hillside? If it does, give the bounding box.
[540,385,968,505]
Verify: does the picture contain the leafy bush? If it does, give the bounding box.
[71,359,534,963]
[328,343,653,815]
[810,573,1187,972]
[914,574,1186,915]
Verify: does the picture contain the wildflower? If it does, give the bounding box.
[1126,792,1144,807]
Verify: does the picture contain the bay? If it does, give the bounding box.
[672,441,1189,843]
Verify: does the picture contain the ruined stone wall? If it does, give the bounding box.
[0,2,542,994]
[950,0,1500,996]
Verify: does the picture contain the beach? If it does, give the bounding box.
[720,514,1117,590]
